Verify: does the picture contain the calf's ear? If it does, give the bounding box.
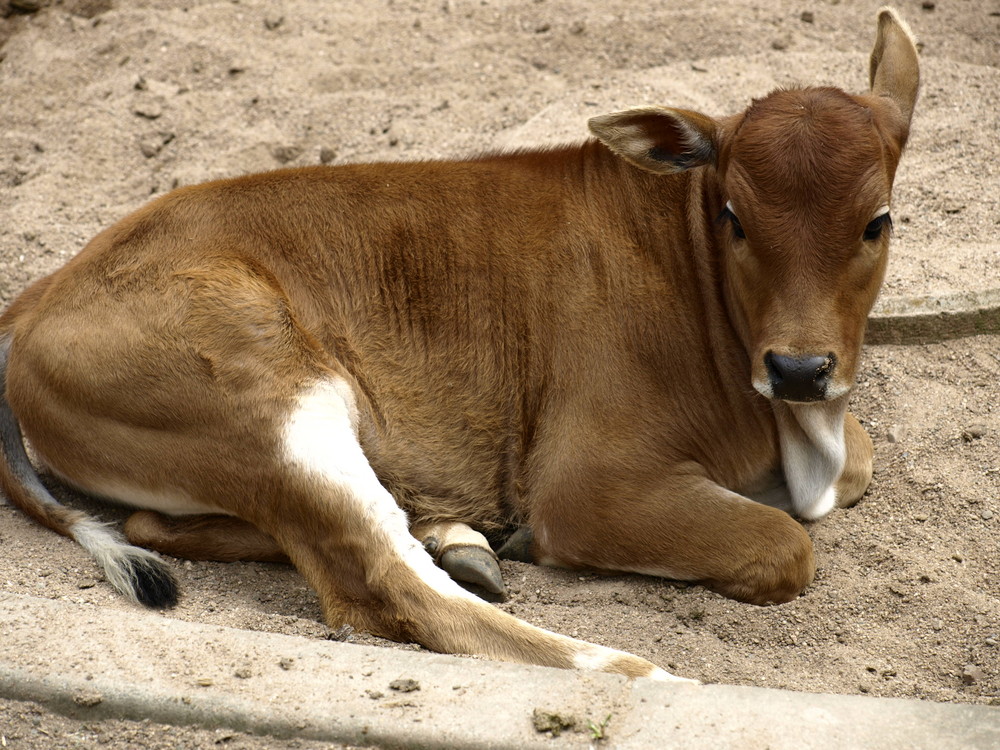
[588,107,718,174]
[869,7,920,137]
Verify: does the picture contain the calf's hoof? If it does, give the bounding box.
[440,545,507,599]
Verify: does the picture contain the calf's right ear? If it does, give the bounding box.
[588,107,718,174]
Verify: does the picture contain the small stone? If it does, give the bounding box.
[132,98,164,120]
[10,0,43,12]
[921,1,935,10]
[569,20,585,35]
[983,510,994,521]
[985,637,997,647]
[195,677,214,687]
[234,667,252,679]
[327,624,354,641]
[271,145,303,164]
[319,147,337,165]
[264,15,284,30]
[962,665,984,685]
[887,425,905,443]
[389,678,420,693]
[962,424,987,442]
[951,553,964,562]
[366,690,384,700]
[532,708,576,737]
[771,38,789,51]
[534,22,551,33]
[72,691,103,707]
[139,132,174,158]
[279,657,295,671]
[914,513,929,522]
[932,620,944,632]
[67,0,114,19]
[77,578,96,590]
[800,11,815,23]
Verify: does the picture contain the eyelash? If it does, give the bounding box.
[863,212,893,241]
[717,205,746,240]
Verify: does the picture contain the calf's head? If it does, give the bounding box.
[590,8,919,404]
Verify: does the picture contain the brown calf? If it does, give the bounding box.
[0,9,919,679]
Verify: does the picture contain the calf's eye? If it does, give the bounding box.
[719,201,746,240]
[863,212,892,242]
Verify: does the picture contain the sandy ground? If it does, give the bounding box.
[0,0,998,745]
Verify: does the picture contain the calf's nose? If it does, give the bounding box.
[764,352,835,402]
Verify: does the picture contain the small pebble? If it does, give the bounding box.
[72,691,103,707]
[389,678,420,693]
[962,425,986,442]
[132,98,164,120]
[921,1,935,10]
[962,664,984,685]
[800,11,815,23]
[319,147,338,165]
[10,0,43,12]
[195,677,214,687]
[271,145,303,164]
[77,578,96,590]
[982,510,994,520]
[279,657,295,671]
[234,667,252,679]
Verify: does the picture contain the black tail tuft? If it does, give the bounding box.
[124,552,180,609]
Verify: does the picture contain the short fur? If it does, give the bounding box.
[0,9,918,678]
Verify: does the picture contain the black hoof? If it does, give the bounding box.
[496,525,533,563]
[440,546,507,598]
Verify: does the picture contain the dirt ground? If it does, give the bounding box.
[0,0,998,746]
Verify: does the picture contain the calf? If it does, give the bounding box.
[0,9,918,679]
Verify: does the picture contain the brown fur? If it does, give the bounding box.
[0,9,919,677]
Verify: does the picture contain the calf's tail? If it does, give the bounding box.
[0,334,177,607]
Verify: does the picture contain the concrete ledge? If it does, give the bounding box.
[2,593,997,749]
[868,288,1000,345]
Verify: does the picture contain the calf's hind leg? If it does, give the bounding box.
[124,514,506,597]
[257,378,675,677]
[124,511,290,563]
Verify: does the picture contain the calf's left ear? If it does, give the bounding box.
[869,7,920,139]
[588,107,718,174]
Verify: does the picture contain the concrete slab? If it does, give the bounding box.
[868,288,1000,344]
[2,593,997,749]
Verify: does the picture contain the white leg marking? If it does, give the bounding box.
[573,642,696,683]
[283,379,478,602]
